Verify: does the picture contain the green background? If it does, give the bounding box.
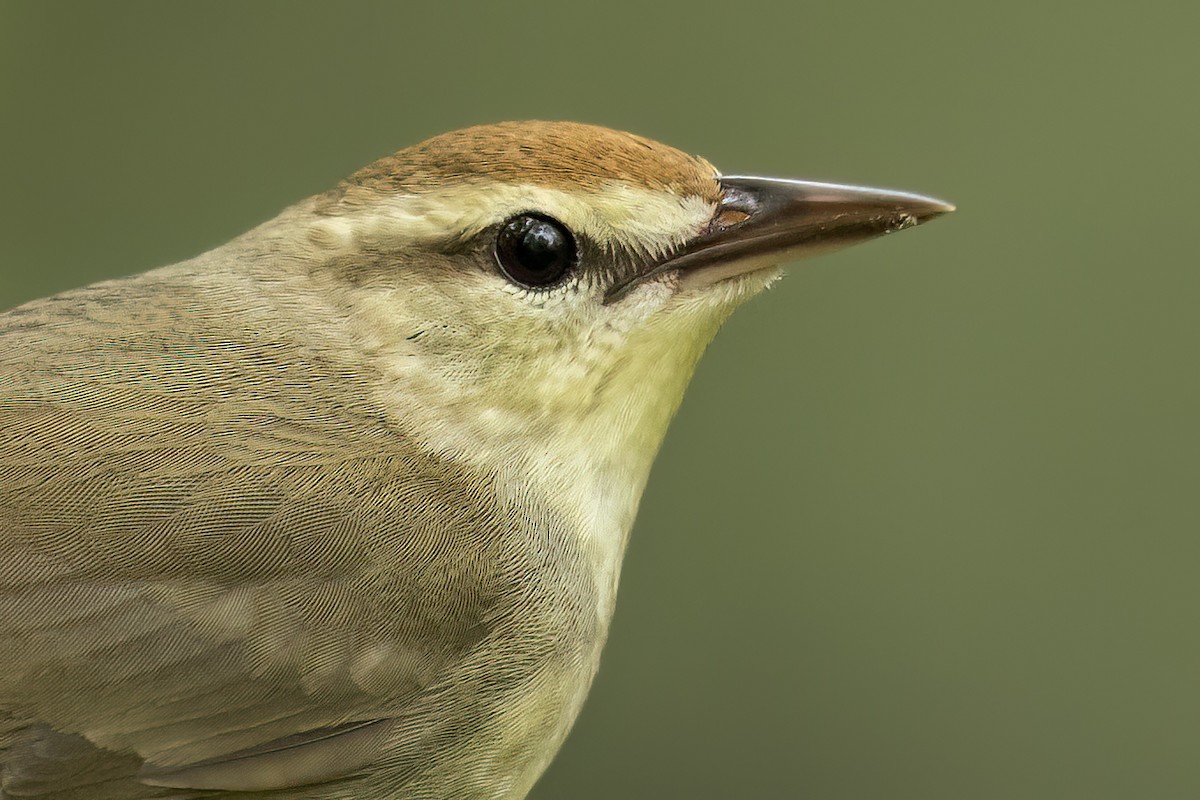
[2,2,1197,797]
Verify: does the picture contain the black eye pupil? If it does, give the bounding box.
[495,214,576,287]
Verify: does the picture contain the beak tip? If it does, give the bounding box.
[908,193,956,221]
[883,195,954,234]
[933,199,957,215]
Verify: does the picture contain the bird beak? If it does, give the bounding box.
[605,176,954,303]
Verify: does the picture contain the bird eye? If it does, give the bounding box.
[494,213,577,288]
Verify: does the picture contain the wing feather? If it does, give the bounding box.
[0,273,499,795]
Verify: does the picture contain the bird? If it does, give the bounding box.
[0,121,952,799]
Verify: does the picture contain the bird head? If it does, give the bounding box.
[255,121,951,537]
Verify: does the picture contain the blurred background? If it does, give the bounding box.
[1,2,1197,798]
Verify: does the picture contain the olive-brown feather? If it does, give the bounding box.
[334,121,720,204]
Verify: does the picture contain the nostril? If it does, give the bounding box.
[716,184,764,217]
[711,208,751,231]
